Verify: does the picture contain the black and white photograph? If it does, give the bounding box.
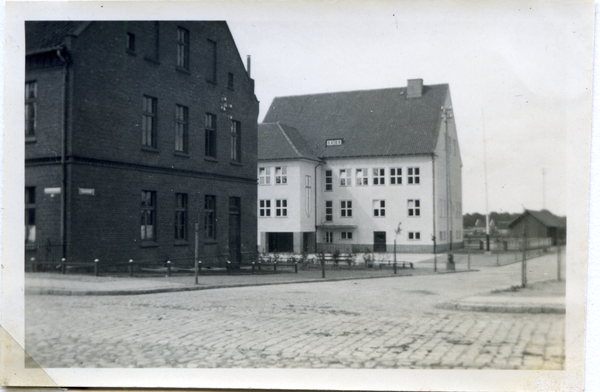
[1,0,594,390]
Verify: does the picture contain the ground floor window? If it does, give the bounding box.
[268,232,293,252]
[141,190,156,241]
[174,193,188,240]
[25,187,36,244]
[325,231,334,243]
[205,195,216,239]
[408,231,420,240]
[341,231,353,240]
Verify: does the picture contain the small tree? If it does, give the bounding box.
[332,248,341,267]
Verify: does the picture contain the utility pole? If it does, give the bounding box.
[442,106,454,253]
[482,108,491,252]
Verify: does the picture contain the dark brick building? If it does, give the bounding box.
[25,21,259,268]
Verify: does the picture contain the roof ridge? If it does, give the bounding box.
[271,84,449,100]
[276,122,302,158]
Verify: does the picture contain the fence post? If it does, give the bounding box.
[522,234,527,288]
[94,259,99,277]
[393,239,397,275]
[321,257,326,278]
[274,261,277,273]
[30,257,36,273]
[167,260,171,277]
[467,247,471,270]
[61,258,66,274]
[252,262,255,274]
[294,262,298,273]
[194,223,200,285]
[227,260,231,275]
[198,261,202,276]
[258,260,262,272]
[129,259,134,277]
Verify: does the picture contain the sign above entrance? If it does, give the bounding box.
[326,139,343,147]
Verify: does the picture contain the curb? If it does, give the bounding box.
[437,301,565,314]
[435,269,479,275]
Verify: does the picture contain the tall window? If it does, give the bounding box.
[230,120,241,162]
[258,167,271,184]
[408,232,421,240]
[373,168,385,185]
[25,187,36,244]
[174,193,187,240]
[325,231,333,243]
[325,170,333,191]
[390,168,402,184]
[205,113,217,157]
[177,27,189,69]
[204,195,216,239]
[341,200,352,217]
[142,96,157,148]
[408,167,420,184]
[25,81,37,137]
[141,191,156,241]
[325,201,333,222]
[356,168,368,185]
[259,200,271,217]
[275,167,287,184]
[373,200,385,217]
[408,199,420,217]
[339,169,351,186]
[207,39,217,82]
[175,105,188,153]
[275,199,287,217]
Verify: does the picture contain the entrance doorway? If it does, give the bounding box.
[228,197,241,263]
[373,231,387,253]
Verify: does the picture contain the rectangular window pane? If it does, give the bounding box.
[230,120,241,162]
[141,191,156,241]
[142,96,157,147]
[204,195,216,239]
[205,113,216,157]
[174,193,188,240]
[177,27,189,69]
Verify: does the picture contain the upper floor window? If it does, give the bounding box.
[259,200,271,217]
[373,168,385,185]
[205,113,217,158]
[408,199,420,217]
[174,105,188,153]
[356,168,368,185]
[177,27,189,70]
[275,167,287,184]
[127,32,135,52]
[341,200,352,217]
[174,193,188,241]
[390,168,402,185]
[230,120,241,162]
[325,170,333,191]
[141,191,156,241]
[142,96,157,148]
[25,81,37,137]
[340,169,351,186]
[25,187,36,244]
[325,201,333,222]
[408,167,420,184]
[207,39,217,82]
[373,200,386,217]
[204,195,216,240]
[258,167,271,185]
[275,199,288,217]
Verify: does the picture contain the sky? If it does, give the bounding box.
[226,1,593,216]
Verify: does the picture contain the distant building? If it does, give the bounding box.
[508,209,567,245]
[257,79,463,254]
[25,21,259,267]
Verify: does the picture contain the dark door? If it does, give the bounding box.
[303,232,315,253]
[373,231,387,253]
[268,233,294,253]
[228,197,241,263]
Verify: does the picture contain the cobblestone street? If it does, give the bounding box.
[25,255,565,370]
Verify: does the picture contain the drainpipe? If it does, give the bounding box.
[56,48,68,258]
[314,161,323,252]
[431,153,437,272]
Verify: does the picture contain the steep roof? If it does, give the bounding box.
[262,84,449,159]
[258,122,321,161]
[26,21,90,53]
[508,209,567,229]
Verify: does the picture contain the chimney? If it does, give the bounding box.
[247,55,252,78]
[406,79,423,98]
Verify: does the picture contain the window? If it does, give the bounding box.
[25,81,37,137]
[174,193,187,241]
[175,105,188,153]
[259,200,271,217]
[408,232,421,240]
[204,195,216,239]
[205,113,217,157]
[275,167,287,184]
[25,187,35,244]
[373,168,385,185]
[390,168,402,185]
[340,169,351,186]
[230,120,241,162]
[408,167,420,184]
[177,27,189,69]
[258,167,271,185]
[275,199,287,217]
[228,72,234,89]
[325,231,333,243]
[142,96,157,148]
[127,32,135,52]
[373,200,385,217]
[325,170,333,191]
[341,231,353,240]
[141,191,156,241]
[207,39,217,82]
[325,201,333,222]
[408,199,420,217]
[356,168,368,185]
[340,200,352,217]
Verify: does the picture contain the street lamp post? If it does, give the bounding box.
[394,223,402,275]
[431,235,437,272]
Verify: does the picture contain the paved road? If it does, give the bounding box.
[25,253,565,369]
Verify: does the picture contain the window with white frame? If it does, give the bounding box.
[390,168,402,185]
[373,200,385,217]
[325,201,333,221]
[408,232,420,240]
[325,231,333,243]
[258,167,271,185]
[407,167,420,184]
[259,200,271,217]
[325,170,333,191]
[340,200,352,217]
[340,169,351,186]
[408,199,420,217]
[275,199,287,216]
[341,231,353,240]
[373,168,385,185]
[356,168,368,185]
[275,167,287,184]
